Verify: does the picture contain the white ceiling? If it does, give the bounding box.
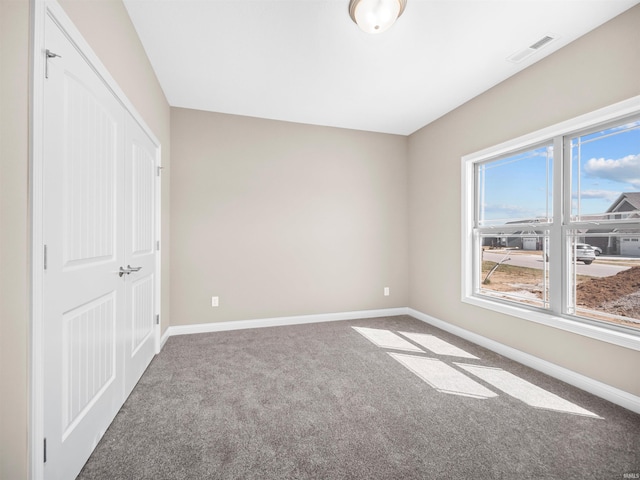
[123,0,639,135]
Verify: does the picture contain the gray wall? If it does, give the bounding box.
[0,1,171,477]
[408,5,640,397]
[170,108,409,325]
[0,1,30,478]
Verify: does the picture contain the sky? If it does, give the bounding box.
[478,119,640,226]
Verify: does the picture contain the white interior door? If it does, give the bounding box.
[123,115,158,394]
[42,13,159,479]
[43,16,126,480]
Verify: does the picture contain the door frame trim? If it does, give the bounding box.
[29,2,162,477]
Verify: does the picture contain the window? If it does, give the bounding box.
[462,97,640,349]
[475,144,553,310]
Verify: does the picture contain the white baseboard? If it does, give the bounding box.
[162,307,409,343]
[407,308,640,415]
[160,328,172,350]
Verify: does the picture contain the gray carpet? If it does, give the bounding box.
[77,315,640,479]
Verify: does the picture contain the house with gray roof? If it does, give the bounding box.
[585,192,640,257]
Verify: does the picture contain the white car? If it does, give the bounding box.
[589,244,603,256]
[543,243,596,264]
[575,244,596,264]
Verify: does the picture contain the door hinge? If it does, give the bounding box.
[43,438,47,463]
[45,49,61,79]
[156,240,160,251]
[156,314,160,325]
[157,166,163,177]
[43,245,48,270]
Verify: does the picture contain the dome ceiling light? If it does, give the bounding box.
[348,0,407,34]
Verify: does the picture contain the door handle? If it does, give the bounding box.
[118,265,142,277]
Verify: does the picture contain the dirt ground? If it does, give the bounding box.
[576,266,640,321]
[482,262,640,328]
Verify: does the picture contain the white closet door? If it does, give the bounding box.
[123,115,158,394]
[41,13,160,479]
[43,16,126,480]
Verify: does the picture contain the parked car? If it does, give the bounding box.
[587,244,602,256]
[575,244,596,264]
[543,243,596,264]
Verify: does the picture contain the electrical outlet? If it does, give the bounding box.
[384,287,390,296]
[211,296,219,307]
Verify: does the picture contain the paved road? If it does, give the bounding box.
[483,251,631,278]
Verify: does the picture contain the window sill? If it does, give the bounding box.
[463,295,640,352]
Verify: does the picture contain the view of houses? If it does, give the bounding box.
[484,192,640,257]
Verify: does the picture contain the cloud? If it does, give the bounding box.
[482,204,529,214]
[481,203,546,221]
[572,189,621,202]
[583,153,640,188]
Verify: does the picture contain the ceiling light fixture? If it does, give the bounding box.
[348,0,407,34]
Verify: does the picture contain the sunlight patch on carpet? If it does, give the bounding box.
[352,327,423,352]
[457,364,602,418]
[398,332,479,359]
[390,353,498,399]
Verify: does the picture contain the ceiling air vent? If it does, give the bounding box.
[507,34,558,63]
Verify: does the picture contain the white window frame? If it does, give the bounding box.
[462,95,640,352]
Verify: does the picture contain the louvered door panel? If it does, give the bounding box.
[63,74,117,267]
[132,141,155,255]
[62,293,116,439]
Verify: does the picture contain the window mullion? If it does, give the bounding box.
[549,135,564,314]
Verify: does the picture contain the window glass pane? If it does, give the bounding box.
[566,228,640,331]
[570,118,640,222]
[476,145,553,227]
[478,232,549,310]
